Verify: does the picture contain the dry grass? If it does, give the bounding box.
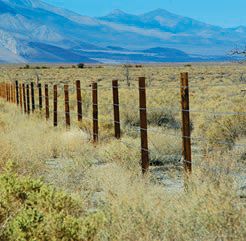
[0,63,246,240]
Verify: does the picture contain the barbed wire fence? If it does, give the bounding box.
[0,72,246,190]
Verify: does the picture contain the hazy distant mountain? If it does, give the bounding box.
[100,8,213,32]
[0,0,245,63]
[98,9,245,55]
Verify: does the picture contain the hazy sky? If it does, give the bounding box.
[44,0,246,28]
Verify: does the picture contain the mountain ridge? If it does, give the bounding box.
[0,1,244,63]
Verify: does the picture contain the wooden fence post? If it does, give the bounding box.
[19,83,23,112]
[45,84,49,120]
[31,82,35,112]
[10,84,12,102]
[26,84,30,114]
[15,81,19,105]
[11,84,13,102]
[180,72,192,174]
[76,80,82,122]
[7,83,10,102]
[92,82,98,142]
[12,83,16,103]
[4,83,5,99]
[38,83,42,110]
[112,80,121,139]
[10,84,13,103]
[22,83,27,113]
[64,85,70,127]
[6,83,9,102]
[9,83,11,102]
[53,85,58,127]
[139,77,149,174]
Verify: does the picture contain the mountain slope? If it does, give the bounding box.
[0,0,103,62]
[0,0,245,63]
[98,9,245,55]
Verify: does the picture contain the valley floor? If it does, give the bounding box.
[0,63,246,240]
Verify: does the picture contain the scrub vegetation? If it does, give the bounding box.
[0,63,245,240]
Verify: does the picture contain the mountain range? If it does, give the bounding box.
[0,0,245,63]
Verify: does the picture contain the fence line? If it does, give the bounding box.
[0,73,245,183]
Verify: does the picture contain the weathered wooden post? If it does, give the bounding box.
[112,80,121,139]
[53,85,58,127]
[92,82,98,142]
[31,82,35,112]
[180,72,192,174]
[139,77,149,174]
[76,80,82,122]
[19,83,23,112]
[64,85,70,127]
[26,84,30,114]
[38,83,42,110]
[15,81,19,105]
[45,84,49,120]
[22,83,27,113]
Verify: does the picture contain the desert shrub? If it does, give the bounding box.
[194,97,246,151]
[0,168,106,240]
[148,130,182,166]
[77,63,85,69]
[0,102,94,176]
[83,162,246,241]
[148,109,180,129]
[96,137,141,170]
[123,64,134,68]
[206,115,246,148]
[78,115,114,141]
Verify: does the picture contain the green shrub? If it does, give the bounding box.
[0,170,106,240]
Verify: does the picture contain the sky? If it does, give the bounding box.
[44,0,246,28]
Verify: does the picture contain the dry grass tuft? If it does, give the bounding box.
[0,63,246,240]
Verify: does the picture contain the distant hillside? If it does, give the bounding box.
[0,0,245,63]
[143,47,189,58]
